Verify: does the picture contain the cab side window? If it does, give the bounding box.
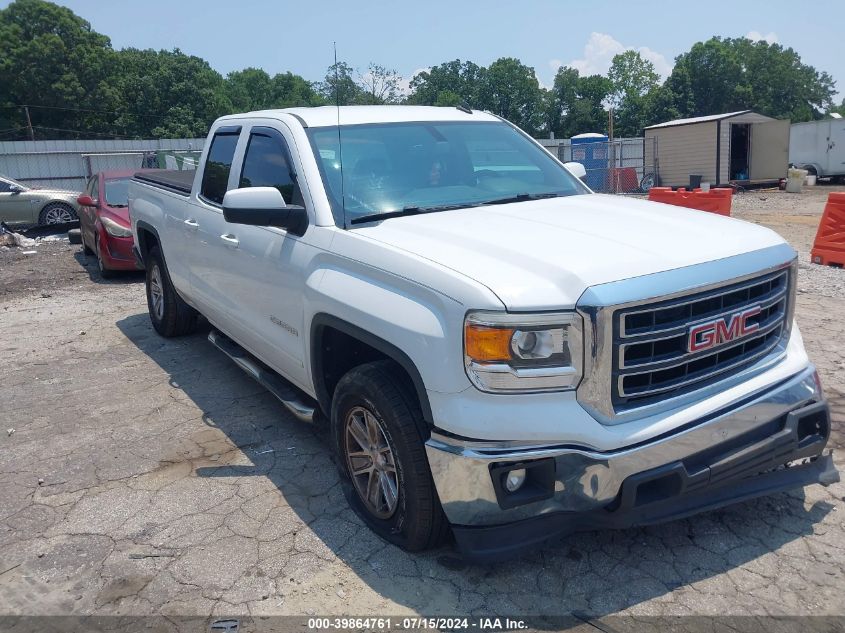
[200,130,240,205]
[0,181,12,193]
[239,130,303,206]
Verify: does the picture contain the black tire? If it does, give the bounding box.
[38,202,77,225]
[95,234,116,279]
[145,245,197,337]
[331,360,449,551]
[67,228,82,244]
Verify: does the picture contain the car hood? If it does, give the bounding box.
[353,194,787,310]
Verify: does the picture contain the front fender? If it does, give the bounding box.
[307,263,472,413]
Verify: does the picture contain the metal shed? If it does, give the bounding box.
[644,110,790,187]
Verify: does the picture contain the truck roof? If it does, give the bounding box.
[222,105,500,128]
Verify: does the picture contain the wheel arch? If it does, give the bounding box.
[310,313,434,427]
[134,220,161,266]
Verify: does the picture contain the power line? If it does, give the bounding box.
[2,103,170,120]
[32,125,140,139]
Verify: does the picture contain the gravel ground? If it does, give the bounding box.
[0,190,843,628]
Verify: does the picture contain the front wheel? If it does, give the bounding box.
[145,245,197,337]
[332,360,449,551]
[95,234,116,279]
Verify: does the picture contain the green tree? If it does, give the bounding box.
[607,50,659,105]
[477,57,544,135]
[319,61,364,105]
[0,0,119,138]
[668,37,835,121]
[114,48,231,138]
[406,60,486,107]
[270,72,324,108]
[225,68,274,112]
[359,64,402,104]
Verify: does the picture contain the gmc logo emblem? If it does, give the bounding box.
[688,306,761,353]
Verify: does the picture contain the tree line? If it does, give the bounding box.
[1,0,841,142]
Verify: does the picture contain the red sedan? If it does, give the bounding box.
[77,170,150,277]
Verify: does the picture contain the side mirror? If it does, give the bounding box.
[564,162,587,180]
[77,194,96,206]
[222,187,308,236]
[9,184,24,194]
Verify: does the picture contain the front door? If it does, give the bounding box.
[0,179,37,226]
[212,123,310,386]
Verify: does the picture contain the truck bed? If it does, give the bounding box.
[133,170,195,196]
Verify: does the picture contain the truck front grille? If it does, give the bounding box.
[612,269,790,408]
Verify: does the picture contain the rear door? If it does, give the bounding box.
[80,176,99,246]
[185,126,242,321]
[829,120,845,175]
[750,120,790,180]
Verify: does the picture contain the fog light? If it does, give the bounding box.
[505,468,527,492]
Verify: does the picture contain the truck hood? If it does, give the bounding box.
[354,194,787,310]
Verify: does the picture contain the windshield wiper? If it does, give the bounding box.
[350,203,478,225]
[480,192,561,206]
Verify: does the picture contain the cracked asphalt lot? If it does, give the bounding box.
[1,191,844,622]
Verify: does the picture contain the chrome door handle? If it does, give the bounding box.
[183,218,199,228]
[220,234,239,248]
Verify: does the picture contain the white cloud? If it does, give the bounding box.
[746,30,779,44]
[551,32,673,80]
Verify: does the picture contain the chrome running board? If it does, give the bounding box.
[208,329,316,424]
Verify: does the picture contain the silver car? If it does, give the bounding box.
[0,175,81,227]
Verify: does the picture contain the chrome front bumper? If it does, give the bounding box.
[425,365,834,529]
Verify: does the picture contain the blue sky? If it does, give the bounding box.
[7,0,844,102]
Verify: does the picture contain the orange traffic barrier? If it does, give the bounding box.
[648,187,733,216]
[811,192,845,267]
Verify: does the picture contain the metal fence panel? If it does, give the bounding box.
[0,138,205,192]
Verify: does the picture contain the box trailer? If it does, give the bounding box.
[789,119,845,181]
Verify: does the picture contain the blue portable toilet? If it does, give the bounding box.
[570,133,608,191]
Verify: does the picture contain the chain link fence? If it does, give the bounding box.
[546,137,659,194]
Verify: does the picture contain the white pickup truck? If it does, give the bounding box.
[129,105,837,562]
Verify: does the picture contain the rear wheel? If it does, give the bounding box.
[332,360,449,551]
[145,245,197,337]
[38,203,77,225]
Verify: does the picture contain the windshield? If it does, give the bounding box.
[104,178,130,207]
[306,120,589,226]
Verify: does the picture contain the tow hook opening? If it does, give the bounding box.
[490,458,555,510]
[796,408,829,447]
[791,401,831,449]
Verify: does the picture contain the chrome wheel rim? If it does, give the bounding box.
[149,264,165,321]
[43,206,74,224]
[344,406,399,519]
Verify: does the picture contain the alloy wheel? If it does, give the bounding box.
[344,405,400,519]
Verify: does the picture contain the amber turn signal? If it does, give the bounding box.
[464,324,514,362]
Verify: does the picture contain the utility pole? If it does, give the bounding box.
[23,106,35,141]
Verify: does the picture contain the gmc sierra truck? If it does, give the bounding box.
[129,106,838,562]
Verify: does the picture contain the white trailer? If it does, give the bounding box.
[789,118,845,181]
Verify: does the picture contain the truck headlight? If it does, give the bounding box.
[101,216,132,238]
[463,312,583,392]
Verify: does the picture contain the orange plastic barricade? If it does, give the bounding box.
[811,192,845,267]
[647,187,733,216]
